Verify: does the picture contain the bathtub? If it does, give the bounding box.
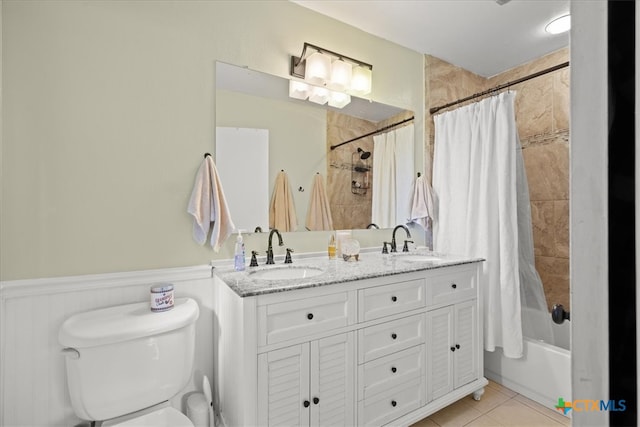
[483,307,571,413]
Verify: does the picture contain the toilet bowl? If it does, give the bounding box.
[59,298,200,426]
[100,402,193,426]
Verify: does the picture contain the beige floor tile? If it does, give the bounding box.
[428,399,484,427]
[486,380,518,398]
[410,417,440,427]
[465,413,506,426]
[486,399,565,426]
[464,385,514,414]
[513,395,571,426]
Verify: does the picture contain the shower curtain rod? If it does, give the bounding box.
[330,116,414,150]
[429,61,570,115]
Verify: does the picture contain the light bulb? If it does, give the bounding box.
[350,66,372,95]
[329,59,352,91]
[305,52,331,86]
[288,80,309,100]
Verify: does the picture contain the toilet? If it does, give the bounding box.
[59,297,200,426]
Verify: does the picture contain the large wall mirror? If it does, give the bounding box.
[215,61,415,232]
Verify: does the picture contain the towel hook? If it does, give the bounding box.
[204,153,212,158]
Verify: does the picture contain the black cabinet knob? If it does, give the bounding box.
[451,283,457,289]
[391,296,397,302]
[313,397,320,404]
[391,400,397,407]
[391,333,397,340]
[391,366,397,373]
[456,344,460,349]
[303,400,310,408]
[450,346,456,352]
[307,313,314,320]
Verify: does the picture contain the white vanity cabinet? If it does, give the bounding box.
[216,260,487,427]
[257,332,355,427]
[427,301,478,401]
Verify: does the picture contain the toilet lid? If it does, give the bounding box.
[104,407,194,427]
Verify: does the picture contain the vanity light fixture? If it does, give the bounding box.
[289,42,373,108]
[545,14,570,35]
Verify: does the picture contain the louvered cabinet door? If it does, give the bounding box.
[309,332,355,427]
[258,344,311,427]
[453,300,478,389]
[426,306,454,401]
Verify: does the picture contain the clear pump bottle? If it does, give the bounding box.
[234,231,246,271]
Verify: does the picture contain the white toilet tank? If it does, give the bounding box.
[59,297,200,422]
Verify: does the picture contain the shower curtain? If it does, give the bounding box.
[433,92,545,358]
[372,124,415,228]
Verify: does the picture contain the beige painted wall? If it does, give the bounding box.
[216,89,326,231]
[1,1,424,280]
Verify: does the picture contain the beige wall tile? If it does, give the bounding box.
[535,256,570,310]
[554,200,570,258]
[523,143,569,201]
[513,74,554,139]
[553,68,570,132]
[531,201,555,257]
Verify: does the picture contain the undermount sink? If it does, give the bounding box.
[249,266,325,281]
[395,254,442,262]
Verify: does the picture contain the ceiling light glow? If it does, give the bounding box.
[545,14,570,35]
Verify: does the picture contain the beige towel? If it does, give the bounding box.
[409,175,436,230]
[187,156,235,251]
[305,174,334,231]
[269,170,298,232]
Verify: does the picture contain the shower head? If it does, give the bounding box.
[357,148,371,160]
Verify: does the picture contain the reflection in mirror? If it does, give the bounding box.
[215,61,414,231]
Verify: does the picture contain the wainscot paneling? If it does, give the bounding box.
[0,265,215,427]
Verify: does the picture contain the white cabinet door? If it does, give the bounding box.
[259,333,355,427]
[427,301,479,402]
[427,306,454,401]
[310,333,355,427]
[258,344,311,427]
[453,300,478,389]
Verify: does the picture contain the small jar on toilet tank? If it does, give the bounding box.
[150,283,174,312]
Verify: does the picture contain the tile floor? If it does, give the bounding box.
[411,381,571,427]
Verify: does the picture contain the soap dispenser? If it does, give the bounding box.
[234,230,246,271]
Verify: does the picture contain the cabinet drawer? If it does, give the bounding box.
[428,268,476,306]
[358,314,425,364]
[358,279,426,322]
[358,344,425,401]
[258,292,354,346]
[358,378,424,427]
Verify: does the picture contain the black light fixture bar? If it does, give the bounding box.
[290,42,373,80]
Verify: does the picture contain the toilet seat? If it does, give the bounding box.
[100,403,194,427]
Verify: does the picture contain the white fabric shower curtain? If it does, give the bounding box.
[372,124,415,228]
[433,92,524,358]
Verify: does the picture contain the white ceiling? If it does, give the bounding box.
[291,0,570,78]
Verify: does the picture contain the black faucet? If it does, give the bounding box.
[284,248,294,264]
[266,229,284,264]
[391,224,412,253]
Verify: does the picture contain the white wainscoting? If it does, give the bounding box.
[0,265,216,427]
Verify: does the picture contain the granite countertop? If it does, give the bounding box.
[214,249,484,298]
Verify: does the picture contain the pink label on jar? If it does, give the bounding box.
[150,284,174,312]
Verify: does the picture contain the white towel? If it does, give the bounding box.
[305,174,334,231]
[187,156,235,252]
[269,170,298,232]
[409,175,437,230]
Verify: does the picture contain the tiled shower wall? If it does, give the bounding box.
[326,110,414,231]
[425,48,570,311]
[326,111,376,230]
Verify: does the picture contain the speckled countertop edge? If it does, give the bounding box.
[215,250,484,298]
